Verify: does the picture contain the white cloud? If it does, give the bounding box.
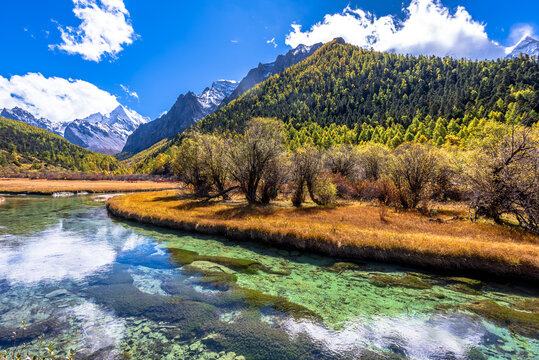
[50,0,137,62]
[285,0,512,59]
[120,84,139,99]
[0,73,120,123]
[267,37,278,48]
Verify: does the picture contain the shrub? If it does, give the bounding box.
[311,175,337,205]
[466,125,539,233]
[228,118,286,204]
[357,143,389,181]
[324,144,360,180]
[389,143,438,209]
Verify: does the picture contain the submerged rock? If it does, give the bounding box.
[168,248,288,275]
[464,300,539,339]
[45,289,70,298]
[185,261,236,275]
[0,319,62,346]
[370,274,432,289]
[325,261,370,273]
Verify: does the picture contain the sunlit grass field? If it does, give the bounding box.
[0,178,178,194]
[107,190,539,280]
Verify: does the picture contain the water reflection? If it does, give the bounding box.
[284,314,485,359]
[0,196,537,360]
[0,222,116,284]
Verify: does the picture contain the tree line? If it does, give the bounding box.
[174,118,539,235]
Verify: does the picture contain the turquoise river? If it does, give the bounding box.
[0,195,537,359]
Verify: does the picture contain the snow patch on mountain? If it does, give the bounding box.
[197,80,238,111]
[0,107,66,136]
[1,104,150,155]
[64,105,150,155]
[506,36,539,58]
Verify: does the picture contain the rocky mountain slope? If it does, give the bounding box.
[64,105,150,155]
[122,43,324,156]
[121,80,238,155]
[1,105,149,155]
[506,36,539,58]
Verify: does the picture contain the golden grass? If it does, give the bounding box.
[107,191,539,281]
[0,178,178,194]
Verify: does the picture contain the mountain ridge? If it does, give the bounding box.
[121,80,238,155]
[1,105,149,155]
[121,43,324,156]
[64,105,150,155]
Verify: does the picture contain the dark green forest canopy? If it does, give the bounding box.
[0,116,123,173]
[195,40,538,135]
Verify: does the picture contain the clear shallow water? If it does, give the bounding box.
[0,196,537,360]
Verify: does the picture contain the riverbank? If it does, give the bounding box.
[0,178,178,195]
[107,191,539,282]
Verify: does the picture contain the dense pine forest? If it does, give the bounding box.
[0,116,124,174]
[195,40,537,146]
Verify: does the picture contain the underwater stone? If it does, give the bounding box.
[445,277,482,288]
[514,298,539,312]
[185,261,236,275]
[45,289,70,298]
[0,319,62,346]
[450,283,482,295]
[370,274,432,289]
[464,300,539,339]
[325,261,369,273]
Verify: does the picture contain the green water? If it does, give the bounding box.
[0,195,537,359]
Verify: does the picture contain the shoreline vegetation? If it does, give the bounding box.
[107,191,539,283]
[0,178,178,195]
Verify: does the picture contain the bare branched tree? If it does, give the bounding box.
[389,143,438,209]
[228,118,286,204]
[357,143,389,181]
[199,134,231,198]
[172,133,211,197]
[292,145,336,206]
[466,125,539,234]
[324,144,360,179]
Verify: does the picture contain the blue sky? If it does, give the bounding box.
[0,0,537,122]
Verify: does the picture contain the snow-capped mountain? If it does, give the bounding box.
[0,107,66,136]
[1,105,150,155]
[122,80,238,155]
[221,42,323,105]
[506,36,539,58]
[197,80,239,112]
[64,105,150,155]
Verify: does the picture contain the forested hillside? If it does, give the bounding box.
[0,116,124,173]
[196,40,537,144]
[129,40,538,173]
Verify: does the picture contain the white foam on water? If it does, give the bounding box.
[52,192,76,197]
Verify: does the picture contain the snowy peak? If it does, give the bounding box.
[82,105,149,130]
[196,80,238,111]
[64,106,150,155]
[0,107,65,136]
[506,36,539,58]
[122,79,238,155]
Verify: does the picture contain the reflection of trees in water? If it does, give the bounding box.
[0,197,99,235]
